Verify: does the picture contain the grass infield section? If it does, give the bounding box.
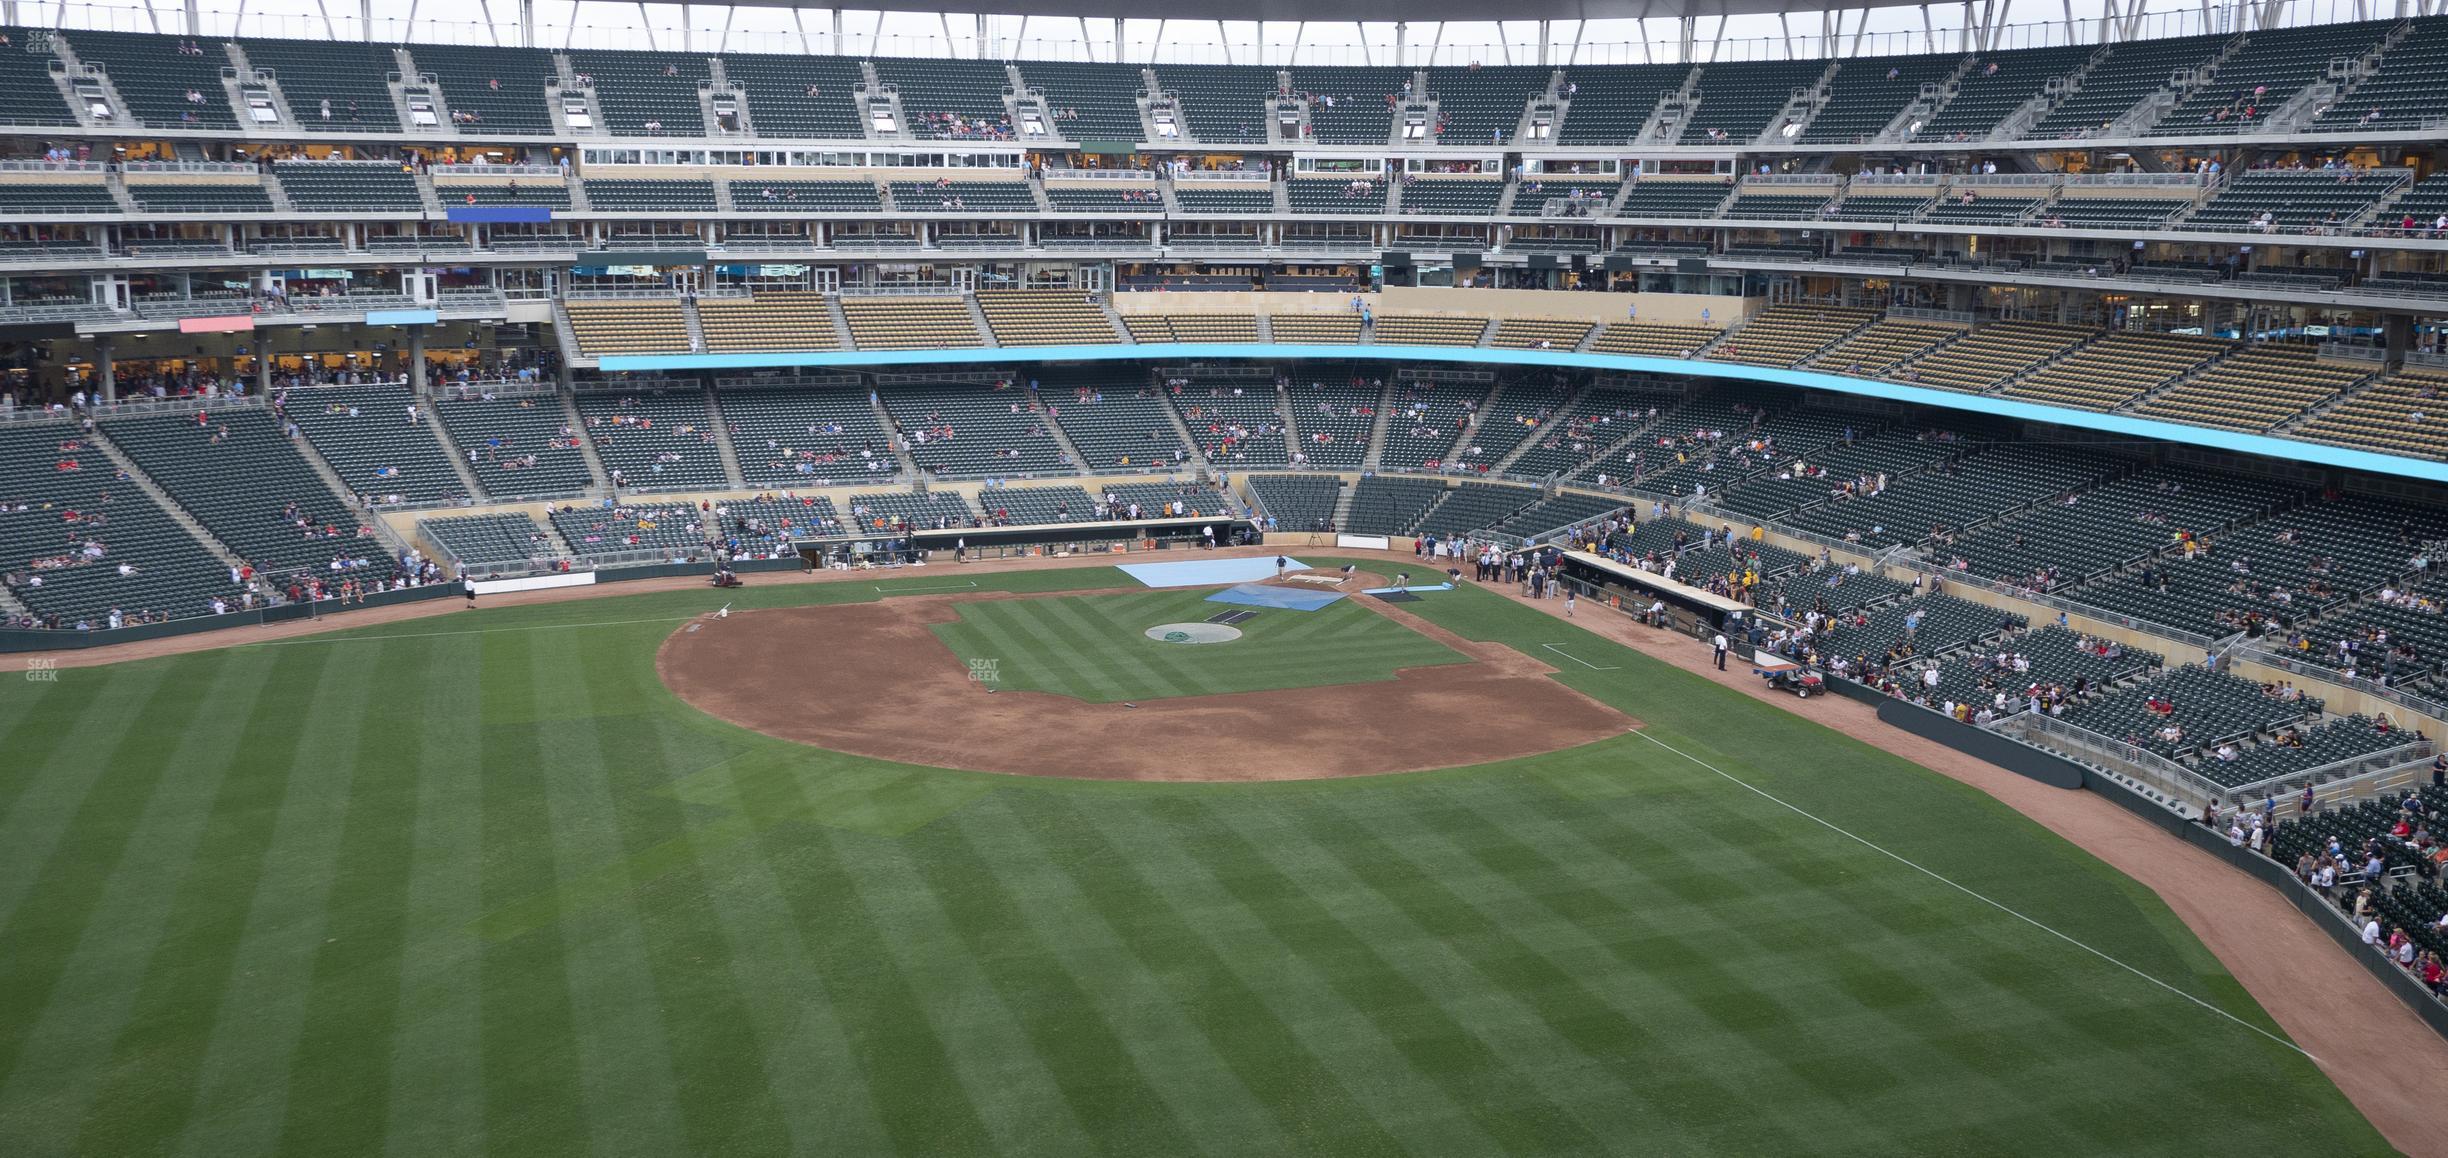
[925,589,1466,703]
[0,561,2393,1156]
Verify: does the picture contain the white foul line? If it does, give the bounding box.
[1630,729,2320,1064]
[242,613,702,648]
[1542,643,1620,671]
[875,580,980,593]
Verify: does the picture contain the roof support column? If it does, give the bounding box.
[1678,16,1695,63]
[1394,21,1405,68]
[1218,20,1231,64]
[1076,16,1090,61]
[362,0,372,40]
[834,9,845,54]
[521,0,534,47]
[1537,19,1549,66]
[976,12,988,58]
[185,0,200,37]
[1357,20,1370,65]
[683,3,694,53]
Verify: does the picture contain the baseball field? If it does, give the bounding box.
[0,560,2394,1155]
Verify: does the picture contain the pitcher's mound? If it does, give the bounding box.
[1146,622,1242,643]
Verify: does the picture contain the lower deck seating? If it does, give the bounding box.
[717,382,900,486]
[971,484,1099,524]
[285,383,470,504]
[0,423,237,626]
[421,513,559,569]
[838,297,984,350]
[1041,384,1194,470]
[1247,474,1343,530]
[843,490,979,531]
[435,392,597,496]
[104,409,397,592]
[1176,383,1292,466]
[575,387,730,491]
[880,382,1070,476]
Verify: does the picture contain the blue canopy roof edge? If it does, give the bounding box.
[599,342,2448,485]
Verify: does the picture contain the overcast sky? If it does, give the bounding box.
[23,0,2383,64]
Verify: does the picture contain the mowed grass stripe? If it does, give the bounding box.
[475,633,588,1153]
[382,639,491,1158]
[957,793,1316,1152]
[955,603,1124,701]
[576,639,791,1156]
[177,652,385,1157]
[0,663,150,928]
[0,666,109,835]
[282,637,441,1156]
[1087,798,1485,1154]
[688,752,897,1155]
[762,819,1001,1155]
[902,801,1206,1153]
[534,639,690,1157]
[0,652,249,1153]
[1150,796,1602,1155]
[1037,595,1223,699]
[72,644,339,1154]
[1237,797,1707,1154]
[1380,786,1953,1149]
[838,839,1102,1154]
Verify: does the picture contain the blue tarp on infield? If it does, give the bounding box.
[1119,556,1309,588]
[1204,584,1345,611]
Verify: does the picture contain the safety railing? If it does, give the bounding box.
[1994,711,2229,803]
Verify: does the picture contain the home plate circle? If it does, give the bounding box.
[1145,622,1242,644]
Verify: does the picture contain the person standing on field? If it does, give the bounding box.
[1565,587,1577,618]
[1712,631,1729,670]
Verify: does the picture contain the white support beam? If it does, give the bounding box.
[1356,20,1370,66]
[635,1,653,50]
[1537,18,1549,66]
[1220,19,1233,65]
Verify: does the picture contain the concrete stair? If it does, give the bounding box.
[557,390,615,494]
[87,425,248,571]
[701,384,749,488]
[419,404,493,501]
[964,294,1000,347]
[1358,377,1398,470]
[1486,381,1591,475]
[1029,386,1093,475]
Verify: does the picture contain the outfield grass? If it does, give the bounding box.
[926,589,1465,702]
[0,565,2391,1156]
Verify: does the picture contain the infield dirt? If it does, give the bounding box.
[655,580,1640,781]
